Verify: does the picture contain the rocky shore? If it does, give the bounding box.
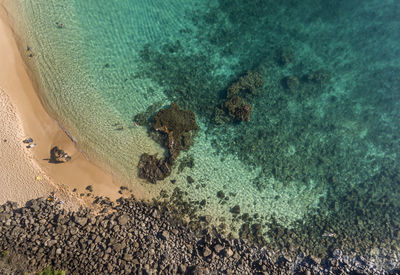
[0,197,398,275]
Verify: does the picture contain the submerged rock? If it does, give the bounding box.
[226,70,265,98]
[216,70,264,123]
[231,205,241,215]
[138,103,199,183]
[153,103,199,159]
[223,96,252,122]
[138,153,171,183]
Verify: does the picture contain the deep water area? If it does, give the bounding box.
[5,0,400,261]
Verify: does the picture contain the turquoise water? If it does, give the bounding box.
[4,0,400,258]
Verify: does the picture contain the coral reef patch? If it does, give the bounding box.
[216,70,264,123]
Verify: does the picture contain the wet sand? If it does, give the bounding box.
[0,5,127,205]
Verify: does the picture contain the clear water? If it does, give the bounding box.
[4,0,400,259]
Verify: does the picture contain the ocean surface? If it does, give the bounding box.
[4,0,400,258]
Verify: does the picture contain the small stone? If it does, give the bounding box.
[123,254,133,261]
[201,215,211,223]
[224,247,233,257]
[230,205,240,214]
[85,185,93,192]
[0,213,10,222]
[178,264,187,273]
[187,176,195,184]
[117,214,130,226]
[70,227,78,235]
[56,248,62,255]
[203,246,212,257]
[310,255,321,265]
[217,191,225,199]
[74,216,88,227]
[161,230,169,240]
[214,244,224,254]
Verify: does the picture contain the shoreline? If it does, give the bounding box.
[0,2,397,274]
[0,4,127,205]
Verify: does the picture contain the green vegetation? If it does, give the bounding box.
[0,250,8,258]
[38,266,66,275]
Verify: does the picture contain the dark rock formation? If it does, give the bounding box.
[138,103,199,183]
[153,103,199,158]
[49,146,71,163]
[138,153,171,184]
[231,205,241,214]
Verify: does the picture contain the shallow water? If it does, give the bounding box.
[5,0,400,258]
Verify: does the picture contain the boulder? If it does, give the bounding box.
[117,214,130,226]
[223,247,234,257]
[203,246,212,257]
[73,216,88,227]
[50,146,71,163]
[213,244,224,254]
[230,205,241,215]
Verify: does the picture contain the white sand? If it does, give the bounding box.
[0,87,54,205]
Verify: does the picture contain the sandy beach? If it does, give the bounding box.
[0,6,125,206]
